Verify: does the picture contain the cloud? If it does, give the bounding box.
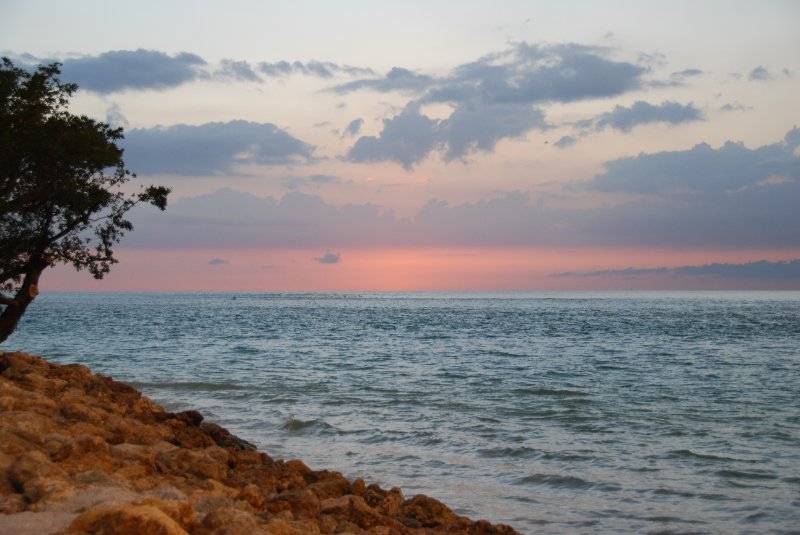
[593,101,704,132]
[208,258,228,265]
[283,174,343,190]
[439,101,547,161]
[749,66,771,81]
[425,42,646,106]
[215,59,261,82]
[671,68,704,78]
[59,49,207,93]
[122,120,315,175]
[649,68,705,88]
[553,267,670,278]
[124,129,800,251]
[328,67,435,94]
[105,103,129,128]
[342,118,364,138]
[258,60,373,78]
[314,250,341,264]
[342,42,646,168]
[347,100,548,168]
[346,104,441,169]
[586,126,800,195]
[332,42,645,104]
[719,102,753,112]
[554,135,577,148]
[555,259,800,281]
[674,259,800,279]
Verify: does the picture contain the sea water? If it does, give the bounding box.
[3,292,799,534]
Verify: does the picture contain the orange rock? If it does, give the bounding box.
[400,494,461,528]
[265,488,321,517]
[69,503,189,535]
[192,505,268,535]
[0,352,521,535]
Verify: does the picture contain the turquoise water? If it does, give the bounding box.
[4,292,800,534]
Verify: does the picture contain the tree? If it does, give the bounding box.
[0,58,170,343]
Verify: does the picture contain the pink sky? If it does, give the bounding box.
[43,247,800,292]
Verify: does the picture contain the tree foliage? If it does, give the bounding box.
[0,58,170,342]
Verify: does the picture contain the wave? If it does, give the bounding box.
[282,416,335,434]
[515,473,595,490]
[716,469,778,481]
[664,449,759,463]
[131,381,250,391]
[512,387,589,397]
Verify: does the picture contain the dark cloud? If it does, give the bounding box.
[556,260,800,281]
[125,129,800,251]
[587,127,800,195]
[123,120,315,176]
[342,118,364,138]
[314,250,341,264]
[674,259,800,279]
[554,135,577,148]
[649,68,705,88]
[328,67,435,94]
[440,101,547,160]
[719,102,753,112]
[347,104,441,169]
[671,68,704,78]
[572,128,800,248]
[258,60,374,78]
[426,43,646,106]
[331,42,645,105]
[347,100,548,168]
[215,59,261,82]
[59,49,207,93]
[594,101,704,132]
[125,189,415,248]
[553,267,670,278]
[342,42,647,168]
[749,66,771,81]
[207,258,228,265]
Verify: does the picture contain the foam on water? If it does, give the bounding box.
[4,291,800,533]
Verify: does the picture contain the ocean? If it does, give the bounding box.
[3,291,799,534]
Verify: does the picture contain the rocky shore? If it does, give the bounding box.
[0,352,520,535]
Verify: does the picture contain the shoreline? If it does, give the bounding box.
[0,351,519,534]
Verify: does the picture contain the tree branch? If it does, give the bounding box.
[0,296,19,307]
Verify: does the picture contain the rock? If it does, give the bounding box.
[192,506,268,535]
[265,488,321,517]
[0,352,521,534]
[8,450,56,491]
[69,502,189,535]
[400,494,462,528]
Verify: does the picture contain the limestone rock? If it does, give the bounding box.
[0,352,520,535]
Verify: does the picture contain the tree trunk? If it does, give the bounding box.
[0,263,45,344]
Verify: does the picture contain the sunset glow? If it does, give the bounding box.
[3,1,799,290]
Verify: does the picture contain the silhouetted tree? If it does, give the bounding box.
[0,58,170,342]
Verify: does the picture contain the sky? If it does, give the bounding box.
[3,0,800,291]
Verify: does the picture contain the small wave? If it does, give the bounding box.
[282,416,334,433]
[132,381,249,391]
[716,469,777,481]
[665,449,758,463]
[478,446,538,459]
[515,473,595,490]
[512,387,589,397]
[230,344,262,354]
[485,349,526,358]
